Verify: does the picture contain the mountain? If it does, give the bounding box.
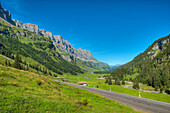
[0,3,112,72]
[12,20,98,62]
[12,19,112,71]
[0,19,86,75]
[110,64,122,70]
[111,34,170,93]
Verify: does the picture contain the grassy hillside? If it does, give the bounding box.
[0,65,139,113]
[0,20,84,75]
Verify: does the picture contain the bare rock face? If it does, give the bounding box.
[13,20,98,62]
[13,20,39,34]
[0,3,15,25]
[147,35,170,61]
[13,19,56,42]
[152,37,170,50]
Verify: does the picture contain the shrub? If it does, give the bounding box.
[81,98,90,106]
[122,79,125,85]
[11,82,19,87]
[37,80,42,86]
[132,82,139,89]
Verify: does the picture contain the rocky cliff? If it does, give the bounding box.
[12,19,98,63]
[0,3,112,71]
[147,35,170,58]
[0,3,15,25]
[124,34,170,67]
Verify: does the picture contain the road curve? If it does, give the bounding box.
[56,81,170,113]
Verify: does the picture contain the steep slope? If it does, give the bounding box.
[12,20,112,71]
[0,3,15,25]
[0,19,84,75]
[111,34,170,93]
[0,3,112,72]
[13,19,98,62]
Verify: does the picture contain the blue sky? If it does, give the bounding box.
[2,0,170,65]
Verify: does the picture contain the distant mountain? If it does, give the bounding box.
[0,3,112,72]
[110,64,122,70]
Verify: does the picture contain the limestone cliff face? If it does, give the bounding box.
[147,35,170,56]
[0,3,112,71]
[152,37,170,50]
[13,20,98,63]
[0,3,15,25]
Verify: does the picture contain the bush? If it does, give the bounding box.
[11,82,19,87]
[81,98,90,106]
[37,80,42,86]
[132,82,139,89]
[122,79,125,85]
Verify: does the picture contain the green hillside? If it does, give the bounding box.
[0,65,139,113]
[0,20,84,75]
[111,35,170,93]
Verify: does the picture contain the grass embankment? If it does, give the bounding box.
[62,74,170,103]
[0,65,139,113]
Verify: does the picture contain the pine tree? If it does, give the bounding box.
[13,52,21,69]
[132,79,140,89]
[26,64,29,71]
[5,60,8,66]
[105,78,108,83]
[115,77,120,85]
[153,74,161,91]
[122,78,125,85]
[108,76,112,85]
[8,61,11,66]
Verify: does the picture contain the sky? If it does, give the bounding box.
[2,0,170,65]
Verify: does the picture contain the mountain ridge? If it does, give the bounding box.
[0,3,112,72]
[111,34,170,93]
[12,19,98,63]
[0,3,15,25]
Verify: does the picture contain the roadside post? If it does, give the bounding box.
[139,91,141,98]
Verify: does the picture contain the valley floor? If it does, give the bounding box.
[56,74,170,103]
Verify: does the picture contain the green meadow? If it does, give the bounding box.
[0,65,140,113]
[60,73,170,103]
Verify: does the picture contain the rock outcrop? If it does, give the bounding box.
[0,3,113,71]
[152,37,170,50]
[147,35,170,55]
[13,19,98,63]
[0,3,15,25]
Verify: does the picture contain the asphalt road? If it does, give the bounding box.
[56,81,170,113]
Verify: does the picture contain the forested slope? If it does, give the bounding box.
[0,20,84,75]
[111,34,170,93]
